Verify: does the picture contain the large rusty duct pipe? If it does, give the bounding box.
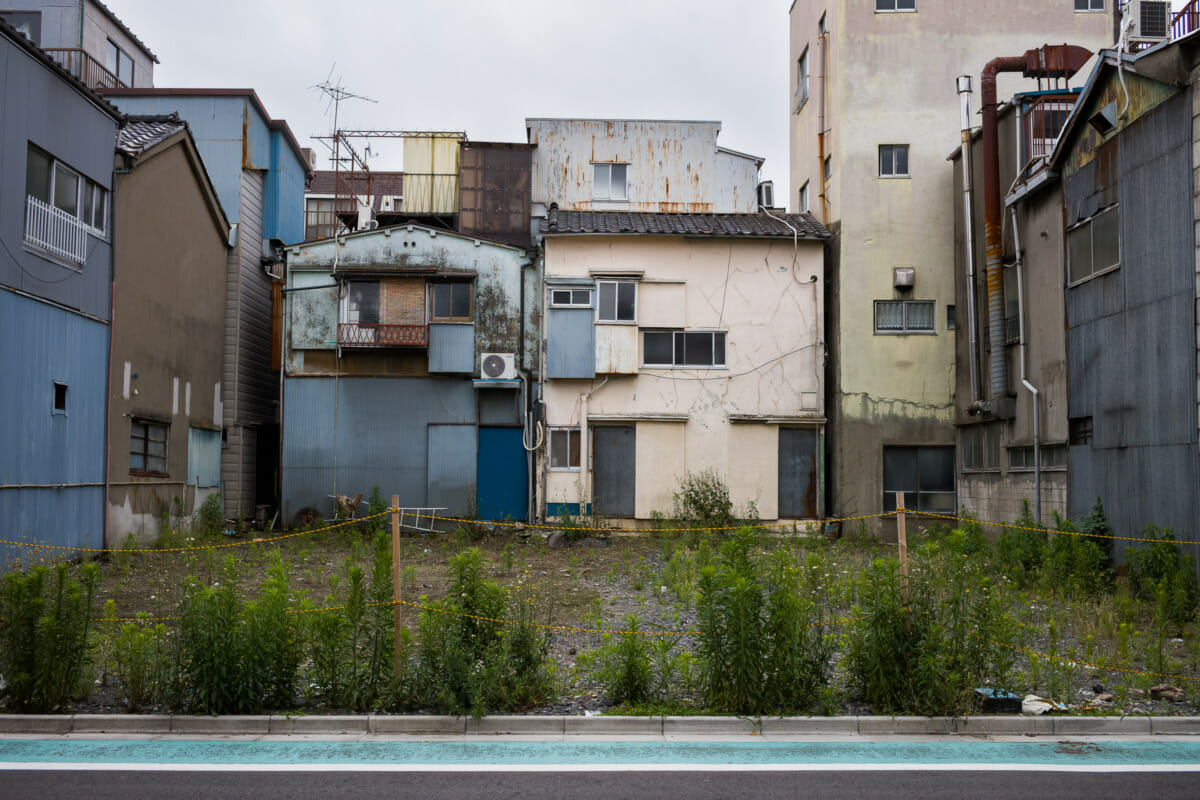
[980,45,1091,413]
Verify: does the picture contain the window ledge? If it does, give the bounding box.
[1067,263,1120,288]
[961,468,1001,474]
[23,242,85,272]
[875,9,918,13]
[548,467,582,473]
[1007,466,1067,473]
[596,320,638,326]
[879,174,911,180]
[873,330,936,336]
[640,365,729,370]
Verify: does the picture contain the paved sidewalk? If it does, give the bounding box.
[0,714,1197,738]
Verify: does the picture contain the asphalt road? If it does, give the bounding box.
[4,769,1199,799]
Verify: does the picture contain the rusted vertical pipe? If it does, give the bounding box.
[817,30,828,224]
[981,55,1024,410]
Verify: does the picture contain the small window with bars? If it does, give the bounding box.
[874,300,935,333]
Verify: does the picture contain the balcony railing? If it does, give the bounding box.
[1172,1,1200,40]
[42,48,127,90]
[24,195,88,265]
[1019,95,1076,180]
[338,323,428,348]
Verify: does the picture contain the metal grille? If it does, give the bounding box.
[24,195,88,265]
[337,323,428,348]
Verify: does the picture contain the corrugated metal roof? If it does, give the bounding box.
[116,114,185,155]
[309,170,405,196]
[541,208,831,239]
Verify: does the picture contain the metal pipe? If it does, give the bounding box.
[1012,208,1041,524]
[816,31,828,224]
[957,75,981,406]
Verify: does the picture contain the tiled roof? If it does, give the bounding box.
[541,208,830,240]
[309,170,405,197]
[117,114,185,155]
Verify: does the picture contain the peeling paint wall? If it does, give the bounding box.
[527,119,760,213]
[541,235,824,520]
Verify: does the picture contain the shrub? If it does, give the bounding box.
[1127,525,1198,627]
[597,615,654,706]
[112,616,169,711]
[1041,515,1110,598]
[695,529,831,714]
[242,554,301,709]
[0,562,99,712]
[995,501,1047,585]
[177,568,245,714]
[192,494,223,538]
[673,469,735,530]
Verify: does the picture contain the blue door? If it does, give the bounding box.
[477,427,527,522]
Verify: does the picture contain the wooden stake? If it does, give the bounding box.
[897,490,909,603]
[391,494,402,676]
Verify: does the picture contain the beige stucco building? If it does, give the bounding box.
[788,0,1114,532]
[538,210,829,522]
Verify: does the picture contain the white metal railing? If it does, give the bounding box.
[24,195,88,265]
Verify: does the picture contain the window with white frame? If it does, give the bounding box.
[1067,205,1119,284]
[876,0,916,10]
[130,419,168,475]
[24,145,107,264]
[105,38,134,86]
[596,280,636,323]
[549,287,592,307]
[643,330,726,368]
[593,163,628,201]
[795,47,810,112]
[874,300,934,333]
[549,427,581,470]
[1074,0,1104,11]
[799,181,810,213]
[878,144,909,177]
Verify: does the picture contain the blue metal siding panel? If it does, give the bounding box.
[428,425,477,516]
[429,324,475,373]
[1065,92,1199,567]
[477,427,527,521]
[281,377,477,520]
[547,308,595,379]
[1,34,117,318]
[187,427,222,487]
[0,487,104,570]
[265,128,307,245]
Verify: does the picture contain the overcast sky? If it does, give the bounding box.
[104,0,793,196]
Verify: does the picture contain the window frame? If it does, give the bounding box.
[878,144,910,178]
[1008,443,1068,471]
[1067,204,1120,285]
[883,445,955,514]
[642,329,727,369]
[961,424,1000,472]
[596,279,637,323]
[25,144,109,237]
[798,181,810,213]
[1074,0,1104,11]
[130,418,169,476]
[795,47,810,112]
[52,381,68,416]
[429,281,474,322]
[592,163,629,201]
[105,38,134,86]
[549,287,593,308]
[548,427,582,471]
[874,299,936,334]
[876,0,917,11]
[823,155,831,183]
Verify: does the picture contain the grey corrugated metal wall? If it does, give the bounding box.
[547,308,595,379]
[1065,91,1200,569]
[429,323,475,373]
[427,425,477,514]
[280,377,476,522]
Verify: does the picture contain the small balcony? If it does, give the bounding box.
[42,48,127,90]
[337,323,428,348]
[24,195,88,265]
[1019,94,1076,181]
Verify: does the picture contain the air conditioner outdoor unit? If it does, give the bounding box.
[480,353,517,380]
[1129,0,1170,41]
[756,180,775,210]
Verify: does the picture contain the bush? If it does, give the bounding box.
[112,617,170,711]
[996,501,1048,585]
[695,529,831,714]
[0,562,99,712]
[177,567,245,714]
[673,469,735,530]
[1127,525,1198,627]
[1041,515,1110,598]
[597,615,654,706]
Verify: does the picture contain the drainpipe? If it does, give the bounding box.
[981,45,1091,418]
[816,30,828,224]
[1012,208,1041,524]
[579,377,608,516]
[957,75,981,406]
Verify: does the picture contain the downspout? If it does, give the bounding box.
[78,0,85,49]
[981,55,1025,416]
[1012,208,1041,524]
[816,29,828,224]
[956,76,981,406]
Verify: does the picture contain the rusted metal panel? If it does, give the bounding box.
[428,323,475,373]
[526,119,759,213]
[338,323,428,348]
[1064,71,1178,176]
[458,142,534,248]
[595,324,637,374]
[403,135,462,215]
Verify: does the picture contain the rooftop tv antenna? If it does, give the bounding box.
[310,64,377,165]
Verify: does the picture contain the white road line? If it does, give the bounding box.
[4,763,1200,773]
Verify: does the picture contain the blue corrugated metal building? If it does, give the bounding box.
[0,22,122,567]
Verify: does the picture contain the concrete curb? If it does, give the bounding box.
[1,714,1197,737]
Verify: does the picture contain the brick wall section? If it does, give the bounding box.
[381,278,425,325]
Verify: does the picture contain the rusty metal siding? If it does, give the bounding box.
[458,142,533,248]
[289,270,338,350]
[1065,91,1198,565]
[547,308,595,379]
[429,323,475,373]
[280,376,476,520]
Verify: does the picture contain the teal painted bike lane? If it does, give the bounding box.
[2,739,1200,770]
